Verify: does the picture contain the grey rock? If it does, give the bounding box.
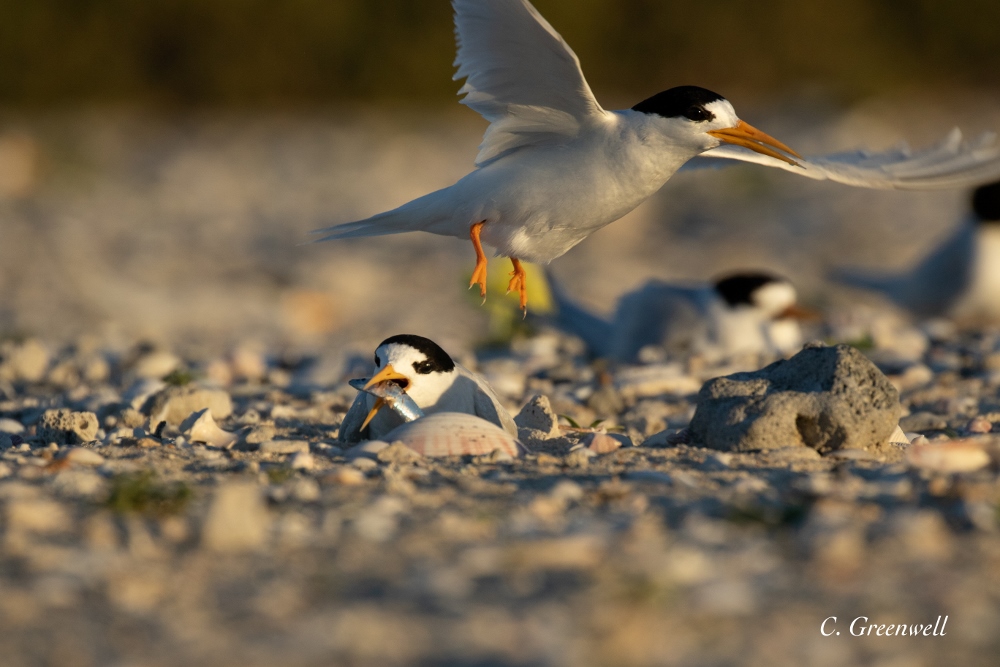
[514,395,561,438]
[689,344,901,453]
[37,409,99,445]
[144,385,233,429]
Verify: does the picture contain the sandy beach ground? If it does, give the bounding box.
[1,99,1000,666]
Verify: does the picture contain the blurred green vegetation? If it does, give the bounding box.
[0,0,997,108]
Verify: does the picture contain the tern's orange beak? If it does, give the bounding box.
[364,364,409,391]
[360,364,411,432]
[360,397,385,432]
[777,303,822,321]
[708,120,802,167]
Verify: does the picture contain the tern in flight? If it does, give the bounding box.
[314,0,1000,313]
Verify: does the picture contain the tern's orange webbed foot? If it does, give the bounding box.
[507,258,528,314]
[468,221,488,302]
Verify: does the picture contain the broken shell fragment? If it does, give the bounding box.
[381,412,522,458]
[906,439,991,474]
[183,408,238,449]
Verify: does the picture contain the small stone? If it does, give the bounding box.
[37,409,99,445]
[906,439,991,473]
[144,385,233,429]
[0,463,10,478]
[118,408,146,429]
[586,432,623,454]
[239,423,276,450]
[376,442,423,465]
[259,440,310,455]
[966,416,993,434]
[181,408,238,448]
[514,395,561,438]
[62,447,105,466]
[824,448,880,461]
[888,509,953,561]
[0,418,24,434]
[5,498,71,534]
[351,457,378,471]
[0,434,12,451]
[324,466,366,485]
[564,448,593,467]
[202,482,271,552]
[290,478,321,503]
[0,338,49,383]
[288,451,315,470]
[899,411,948,432]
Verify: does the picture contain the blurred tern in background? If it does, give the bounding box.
[314,0,1000,313]
[548,270,810,363]
[833,180,1000,322]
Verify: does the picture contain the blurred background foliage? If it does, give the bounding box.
[0,0,997,109]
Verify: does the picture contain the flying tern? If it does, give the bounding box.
[339,334,517,442]
[315,0,1000,312]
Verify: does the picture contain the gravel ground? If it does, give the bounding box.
[1,323,999,667]
[2,103,1000,665]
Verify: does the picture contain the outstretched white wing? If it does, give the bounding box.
[452,0,609,165]
[685,129,1000,190]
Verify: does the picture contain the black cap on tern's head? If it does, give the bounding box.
[713,272,784,307]
[376,334,455,374]
[631,85,726,122]
[631,86,802,167]
[972,180,1000,222]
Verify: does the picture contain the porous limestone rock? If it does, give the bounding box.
[689,344,901,454]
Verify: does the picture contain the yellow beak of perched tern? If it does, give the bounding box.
[708,120,802,167]
[360,364,411,431]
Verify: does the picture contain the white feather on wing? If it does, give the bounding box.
[683,128,1000,190]
[452,0,611,166]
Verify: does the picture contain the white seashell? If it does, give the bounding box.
[888,425,910,446]
[906,439,991,474]
[381,412,522,458]
[183,409,238,449]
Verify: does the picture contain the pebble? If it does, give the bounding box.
[906,439,991,473]
[202,483,271,552]
[351,457,378,472]
[514,394,561,437]
[259,440,310,455]
[324,466,366,485]
[899,411,948,432]
[0,418,24,434]
[966,416,993,434]
[145,385,233,429]
[37,409,99,445]
[62,447,106,466]
[585,431,623,454]
[182,409,238,448]
[288,451,315,470]
[5,498,71,534]
[376,442,423,465]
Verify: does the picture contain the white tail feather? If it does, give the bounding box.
[311,187,453,242]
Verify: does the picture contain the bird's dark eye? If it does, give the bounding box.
[374,354,380,367]
[684,106,713,122]
[413,360,434,374]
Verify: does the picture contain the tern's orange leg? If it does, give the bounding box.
[468,221,488,301]
[507,258,528,313]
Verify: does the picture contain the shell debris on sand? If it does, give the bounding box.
[906,438,993,473]
[381,412,522,458]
